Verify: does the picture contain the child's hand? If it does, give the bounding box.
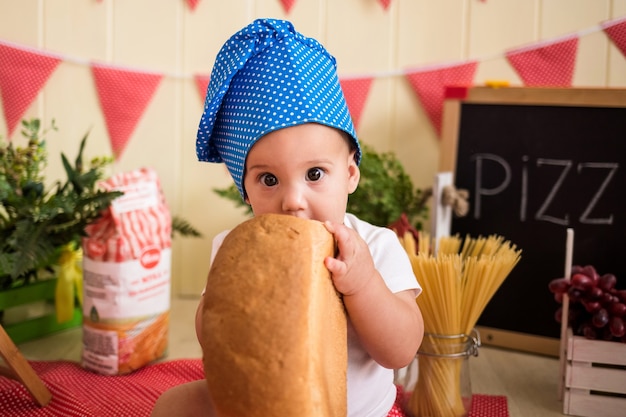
[323,220,424,368]
[323,221,376,296]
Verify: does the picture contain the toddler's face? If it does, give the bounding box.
[243,123,359,224]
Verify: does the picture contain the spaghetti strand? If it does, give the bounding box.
[399,233,521,417]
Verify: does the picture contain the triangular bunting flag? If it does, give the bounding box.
[602,17,626,59]
[0,43,61,137]
[194,74,210,103]
[91,63,163,159]
[378,0,392,10]
[405,62,477,137]
[505,36,578,87]
[185,0,201,12]
[279,0,296,14]
[339,77,373,131]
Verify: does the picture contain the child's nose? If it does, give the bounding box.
[281,185,306,213]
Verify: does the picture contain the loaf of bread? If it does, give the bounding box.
[201,213,348,417]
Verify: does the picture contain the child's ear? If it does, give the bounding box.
[347,153,360,194]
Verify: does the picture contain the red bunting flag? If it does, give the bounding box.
[505,36,579,87]
[339,77,373,131]
[405,62,477,137]
[602,17,626,59]
[378,0,392,10]
[0,42,61,138]
[91,63,163,159]
[185,0,201,12]
[279,0,296,14]
[194,74,210,102]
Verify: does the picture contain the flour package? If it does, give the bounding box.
[81,167,171,375]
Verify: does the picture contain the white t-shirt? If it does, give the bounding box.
[208,213,422,417]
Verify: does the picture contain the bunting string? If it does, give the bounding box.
[1,17,619,91]
[0,15,625,157]
[105,0,394,15]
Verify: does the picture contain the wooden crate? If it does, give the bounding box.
[562,327,626,417]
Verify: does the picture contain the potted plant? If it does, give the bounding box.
[0,119,122,288]
[0,119,124,342]
[1,119,204,343]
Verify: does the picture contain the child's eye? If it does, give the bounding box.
[306,168,324,182]
[260,173,278,187]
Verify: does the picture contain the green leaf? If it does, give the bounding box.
[212,186,252,216]
[172,216,203,238]
[348,143,428,228]
[1,118,123,289]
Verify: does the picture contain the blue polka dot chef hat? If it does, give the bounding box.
[196,18,361,198]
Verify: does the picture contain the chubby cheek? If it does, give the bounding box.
[311,196,348,224]
[245,192,280,216]
[246,198,272,216]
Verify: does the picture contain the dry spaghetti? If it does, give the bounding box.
[401,233,521,417]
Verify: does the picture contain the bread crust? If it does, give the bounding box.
[202,214,347,417]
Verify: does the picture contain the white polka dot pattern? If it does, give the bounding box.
[506,37,578,87]
[0,360,510,416]
[195,19,359,198]
[339,77,373,130]
[193,74,210,102]
[91,64,163,159]
[468,394,510,417]
[394,387,510,417]
[602,18,626,58]
[405,62,477,137]
[0,359,204,416]
[0,43,61,137]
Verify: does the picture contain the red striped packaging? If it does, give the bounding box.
[81,168,171,375]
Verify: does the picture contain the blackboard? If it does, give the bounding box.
[440,87,626,356]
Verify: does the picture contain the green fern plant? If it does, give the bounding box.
[172,216,202,238]
[348,143,429,230]
[0,119,203,292]
[0,119,122,290]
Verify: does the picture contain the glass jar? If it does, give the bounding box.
[395,329,480,417]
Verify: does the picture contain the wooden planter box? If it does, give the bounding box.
[563,327,626,417]
[0,278,82,344]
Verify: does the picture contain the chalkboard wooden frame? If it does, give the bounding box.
[440,87,626,357]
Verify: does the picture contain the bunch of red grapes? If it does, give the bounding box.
[549,265,626,343]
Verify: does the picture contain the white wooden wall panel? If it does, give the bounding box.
[468,1,538,86]
[0,0,624,296]
[326,0,396,161]
[42,1,109,180]
[542,1,611,86]
[400,1,468,64]
[0,0,41,137]
[393,1,467,196]
[609,0,626,86]
[177,2,257,294]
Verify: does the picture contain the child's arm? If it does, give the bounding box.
[324,221,424,369]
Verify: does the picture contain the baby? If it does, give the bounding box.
[152,18,424,417]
